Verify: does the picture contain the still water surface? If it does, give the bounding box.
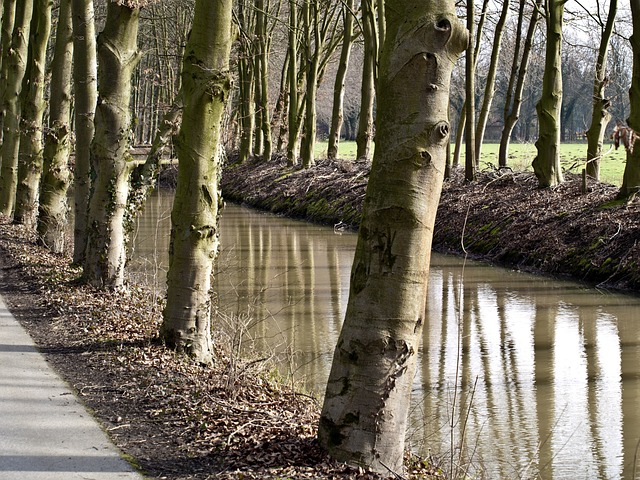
[130,190,640,479]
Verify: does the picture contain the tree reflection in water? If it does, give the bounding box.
[130,194,640,480]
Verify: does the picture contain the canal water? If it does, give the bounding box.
[129,190,640,479]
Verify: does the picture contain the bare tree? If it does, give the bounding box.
[532,0,565,188]
[70,0,97,264]
[499,0,541,167]
[475,0,510,160]
[318,0,467,473]
[14,0,52,227]
[355,0,377,161]
[161,0,234,362]
[0,0,34,217]
[585,0,617,179]
[38,0,73,253]
[327,0,356,160]
[619,0,640,197]
[83,1,142,287]
[465,0,476,181]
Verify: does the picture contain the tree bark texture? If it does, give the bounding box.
[318,1,467,473]
[37,0,72,253]
[161,0,233,363]
[620,0,640,197]
[14,0,52,227]
[300,0,319,168]
[256,0,272,162]
[464,0,476,181]
[0,0,33,217]
[70,0,97,264]
[327,0,354,160]
[83,2,140,288]
[585,0,617,180]
[237,0,254,164]
[0,0,17,123]
[532,0,565,188]
[286,0,301,166]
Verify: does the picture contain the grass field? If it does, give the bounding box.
[314,141,628,186]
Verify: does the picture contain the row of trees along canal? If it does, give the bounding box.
[0,0,639,475]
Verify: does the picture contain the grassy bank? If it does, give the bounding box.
[222,156,640,292]
[314,141,627,186]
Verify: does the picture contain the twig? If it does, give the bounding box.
[460,203,471,255]
[608,222,622,241]
[378,460,408,480]
[458,375,479,472]
[107,424,131,431]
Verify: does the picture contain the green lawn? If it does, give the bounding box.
[315,141,627,187]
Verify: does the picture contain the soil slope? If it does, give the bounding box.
[220,156,640,292]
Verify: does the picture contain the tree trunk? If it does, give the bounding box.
[14,0,52,227]
[532,0,565,188]
[256,0,272,162]
[300,0,319,168]
[37,0,72,253]
[475,0,509,160]
[498,0,525,167]
[318,1,467,473]
[287,0,301,166]
[274,51,289,152]
[237,55,254,162]
[83,2,140,288]
[0,0,17,129]
[237,1,254,164]
[376,0,385,55]
[0,0,33,217]
[465,0,476,181]
[619,0,640,197]
[498,0,540,167]
[585,0,617,180]
[161,0,234,363]
[452,0,488,169]
[452,107,465,168]
[70,0,97,264]
[356,0,376,161]
[327,0,354,160]
[253,50,263,156]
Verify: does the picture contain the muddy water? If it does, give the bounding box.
[129,190,640,479]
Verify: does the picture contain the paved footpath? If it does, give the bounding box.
[0,294,145,479]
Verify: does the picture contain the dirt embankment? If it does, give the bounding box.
[220,156,640,292]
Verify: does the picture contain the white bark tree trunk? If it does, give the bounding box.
[318,0,467,474]
[70,0,97,264]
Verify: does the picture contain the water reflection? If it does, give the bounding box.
[130,191,640,480]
